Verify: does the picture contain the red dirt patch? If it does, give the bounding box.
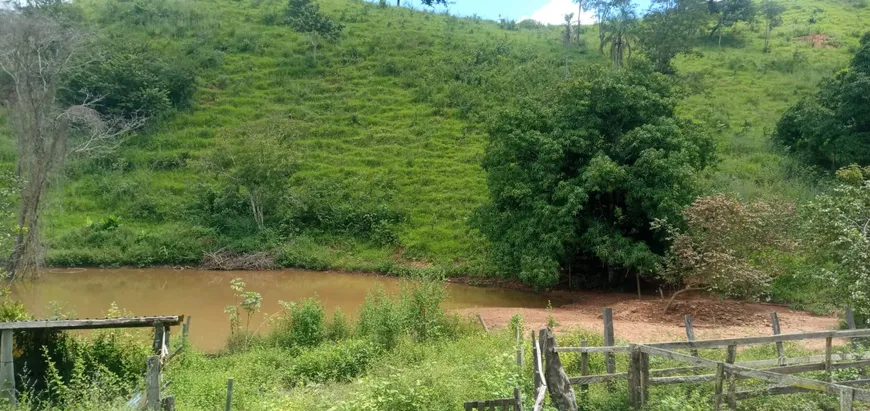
[799,34,836,49]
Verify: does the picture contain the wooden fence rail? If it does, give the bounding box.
[530,307,870,411]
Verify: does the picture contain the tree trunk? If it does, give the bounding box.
[763,25,771,52]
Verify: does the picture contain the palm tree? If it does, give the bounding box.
[563,13,575,48]
[602,2,637,69]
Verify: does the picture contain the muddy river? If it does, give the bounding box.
[10,268,556,350]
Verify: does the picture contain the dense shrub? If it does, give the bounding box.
[284,178,404,245]
[657,195,798,306]
[286,339,379,385]
[62,39,196,119]
[327,309,351,341]
[357,287,404,350]
[270,297,326,349]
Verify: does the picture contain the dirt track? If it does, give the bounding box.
[459,291,839,348]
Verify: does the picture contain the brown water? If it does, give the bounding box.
[10,268,555,351]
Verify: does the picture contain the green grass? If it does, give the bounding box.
[3,0,868,276]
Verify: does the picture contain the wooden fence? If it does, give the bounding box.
[0,315,185,409]
[533,307,870,410]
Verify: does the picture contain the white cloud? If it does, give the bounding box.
[520,0,596,25]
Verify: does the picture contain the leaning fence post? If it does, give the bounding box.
[146,355,160,411]
[539,328,577,411]
[0,329,16,405]
[532,331,542,392]
[477,314,489,333]
[770,312,785,365]
[225,378,234,411]
[684,315,698,357]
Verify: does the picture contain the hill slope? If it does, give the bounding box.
[4,0,868,275]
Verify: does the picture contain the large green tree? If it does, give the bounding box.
[474,64,715,288]
[773,34,870,169]
[639,0,709,73]
[707,0,755,44]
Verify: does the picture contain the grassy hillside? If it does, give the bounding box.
[6,0,869,275]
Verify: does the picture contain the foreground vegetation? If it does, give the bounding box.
[0,281,864,410]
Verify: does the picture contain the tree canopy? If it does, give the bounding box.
[473,64,715,288]
[774,33,870,169]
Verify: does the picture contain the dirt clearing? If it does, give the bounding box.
[459,291,838,348]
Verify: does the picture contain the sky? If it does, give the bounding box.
[419,0,654,25]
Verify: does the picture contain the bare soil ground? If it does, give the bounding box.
[458,291,838,348]
[799,34,835,48]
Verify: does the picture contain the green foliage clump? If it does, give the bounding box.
[639,0,709,73]
[774,33,870,169]
[286,339,379,386]
[62,39,197,119]
[357,287,405,350]
[285,178,404,245]
[474,63,715,288]
[271,297,326,349]
[802,164,870,317]
[327,308,351,341]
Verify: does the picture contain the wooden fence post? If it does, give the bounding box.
[146,355,160,410]
[580,340,589,397]
[152,322,165,355]
[513,386,523,411]
[628,345,640,408]
[0,329,15,406]
[714,363,726,411]
[640,349,649,406]
[183,315,192,339]
[684,315,699,357]
[770,312,785,365]
[826,336,834,380]
[841,387,854,411]
[846,307,858,349]
[725,344,737,408]
[539,328,578,411]
[161,396,176,411]
[477,314,489,333]
[603,308,615,375]
[516,327,524,368]
[225,378,234,411]
[532,331,542,392]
